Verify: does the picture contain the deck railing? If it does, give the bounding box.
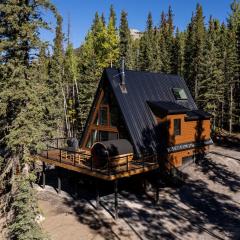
[38,138,159,177]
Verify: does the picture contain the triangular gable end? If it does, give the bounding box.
[80,70,133,152]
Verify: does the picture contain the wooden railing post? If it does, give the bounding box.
[114,180,118,220]
[91,156,93,171]
[42,162,46,189]
[126,155,129,171]
[108,155,110,175]
[142,155,145,169]
[46,144,49,159]
[59,149,61,163]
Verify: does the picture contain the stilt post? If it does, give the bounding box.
[155,183,159,204]
[42,162,46,189]
[57,168,61,194]
[143,178,146,193]
[96,179,100,209]
[114,180,118,220]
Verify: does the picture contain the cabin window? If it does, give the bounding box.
[172,88,188,100]
[98,131,108,141]
[99,106,108,125]
[98,131,118,141]
[110,106,118,127]
[108,132,118,140]
[174,119,181,136]
[86,130,98,147]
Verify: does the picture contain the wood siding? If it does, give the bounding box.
[156,113,211,167]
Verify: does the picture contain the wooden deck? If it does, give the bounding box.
[34,149,160,181]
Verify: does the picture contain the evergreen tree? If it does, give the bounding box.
[119,10,135,68]
[110,4,117,30]
[63,43,80,136]
[48,15,65,136]
[139,12,156,71]
[171,28,185,76]
[198,18,225,129]
[226,0,240,132]
[78,10,118,127]
[158,11,172,73]
[184,4,206,99]
[101,13,106,27]
[0,0,59,238]
[106,6,119,67]
[77,31,99,127]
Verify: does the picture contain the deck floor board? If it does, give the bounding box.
[35,149,159,181]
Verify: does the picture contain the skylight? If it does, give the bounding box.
[172,88,188,100]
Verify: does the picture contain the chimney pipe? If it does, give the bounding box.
[119,57,127,93]
[121,57,125,86]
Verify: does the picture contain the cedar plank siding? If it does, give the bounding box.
[156,114,211,167]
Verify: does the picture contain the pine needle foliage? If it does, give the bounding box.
[0,0,61,239]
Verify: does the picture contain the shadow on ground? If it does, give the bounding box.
[38,152,240,240]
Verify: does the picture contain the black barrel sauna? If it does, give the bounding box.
[91,139,133,169]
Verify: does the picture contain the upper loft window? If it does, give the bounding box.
[99,106,108,125]
[174,119,181,136]
[172,88,188,100]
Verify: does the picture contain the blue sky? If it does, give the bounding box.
[40,0,233,48]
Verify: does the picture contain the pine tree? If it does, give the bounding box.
[63,43,80,137]
[77,13,104,127]
[184,4,206,100]
[78,31,99,127]
[198,18,225,129]
[106,6,119,67]
[48,15,65,136]
[0,0,60,238]
[110,4,117,30]
[158,11,172,73]
[101,13,106,27]
[216,23,229,129]
[226,0,240,132]
[171,28,185,76]
[119,10,135,68]
[139,12,156,71]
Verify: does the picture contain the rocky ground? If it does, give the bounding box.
[36,145,240,240]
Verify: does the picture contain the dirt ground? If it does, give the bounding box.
[36,145,240,240]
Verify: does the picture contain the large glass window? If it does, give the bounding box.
[108,132,118,140]
[98,131,108,141]
[86,130,98,147]
[174,119,181,136]
[172,88,188,100]
[99,107,108,125]
[98,131,118,142]
[110,106,118,127]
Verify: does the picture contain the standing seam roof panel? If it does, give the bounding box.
[105,68,198,157]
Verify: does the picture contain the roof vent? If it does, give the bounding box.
[120,57,127,93]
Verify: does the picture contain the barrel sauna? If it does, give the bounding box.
[91,139,133,169]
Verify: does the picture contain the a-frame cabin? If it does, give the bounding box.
[36,66,212,181]
[35,66,212,218]
[80,67,212,168]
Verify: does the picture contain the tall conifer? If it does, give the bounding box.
[119,10,134,68]
[0,0,59,238]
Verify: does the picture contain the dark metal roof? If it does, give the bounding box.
[104,68,198,157]
[185,110,212,121]
[147,101,190,115]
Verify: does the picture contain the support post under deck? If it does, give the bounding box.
[155,183,159,204]
[42,162,46,189]
[114,180,118,220]
[96,179,100,209]
[57,167,61,194]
